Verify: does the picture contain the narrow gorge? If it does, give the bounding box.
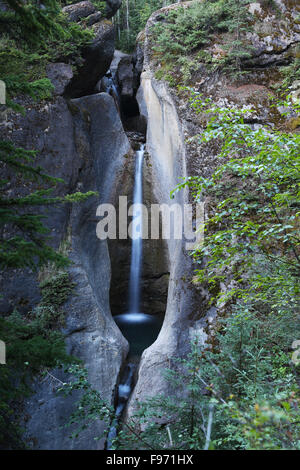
[0,0,299,452]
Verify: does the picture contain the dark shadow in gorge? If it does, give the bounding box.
[108,145,169,358]
[106,71,169,358]
[106,145,169,448]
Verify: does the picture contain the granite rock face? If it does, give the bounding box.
[46,63,74,96]
[126,0,300,418]
[65,19,115,98]
[1,91,131,449]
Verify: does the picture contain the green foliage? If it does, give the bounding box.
[40,272,75,309]
[0,1,93,108]
[114,0,174,53]
[116,306,299,450]
[0,141,97,271]
[0,4,96,271]
[1,0,92,47]
[0,268,79,448]
[57,364,154,448]
[90,0,106,14]
[172,91,300,307]
[280,51,300,91]
[57,364,114,439]
[150,0,253,84]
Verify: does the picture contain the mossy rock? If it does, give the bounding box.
[287,116,300,130]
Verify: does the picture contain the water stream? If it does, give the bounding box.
[106,363,135,449]
[107,144,164,448]
[114,144,163,357]
[102,70,121,113]
[128,144,144,314]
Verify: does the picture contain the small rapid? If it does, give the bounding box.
[106,363,135,449]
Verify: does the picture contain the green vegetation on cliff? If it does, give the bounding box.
[0,271,76,448]
[0,0,93,110]
[151,0,253,83]
[0,1,97,449]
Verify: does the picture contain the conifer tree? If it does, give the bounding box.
[0,141,96,270]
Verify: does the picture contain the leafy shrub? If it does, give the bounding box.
[40,272,75,309]
[150,0,253,84]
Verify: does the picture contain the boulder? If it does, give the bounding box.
[105,0,122,19]
[64,20,115,98]
[117,55,134,97]
[62,1,96,22]
[46,63,73,96]
[110,49,128,75]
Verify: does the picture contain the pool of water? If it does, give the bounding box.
[114,312,164,357]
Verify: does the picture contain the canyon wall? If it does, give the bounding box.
[20,93,131,449]
[0,2,131,446]
[1,0,299,449]
[127,0,300,415]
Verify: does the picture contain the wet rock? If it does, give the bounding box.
[110,51,135,97]
[110,49,144,98]
[110,50,128,75]
[117,55,134,97]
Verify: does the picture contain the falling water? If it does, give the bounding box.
[128,145,145,313]
[102,71,121,113]
[114,144,163,356]
[106,363,135,449]
[108,144,163,448]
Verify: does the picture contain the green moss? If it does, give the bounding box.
[288,116,300,130]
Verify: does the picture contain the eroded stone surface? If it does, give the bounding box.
[65,20,115,98]
[126,0,300,421]
[1,93,130,449]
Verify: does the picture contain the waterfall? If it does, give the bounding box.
[108,143,164,448]
[114,143,163,357]
[101,71,120,113]
[128,145,145,313]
